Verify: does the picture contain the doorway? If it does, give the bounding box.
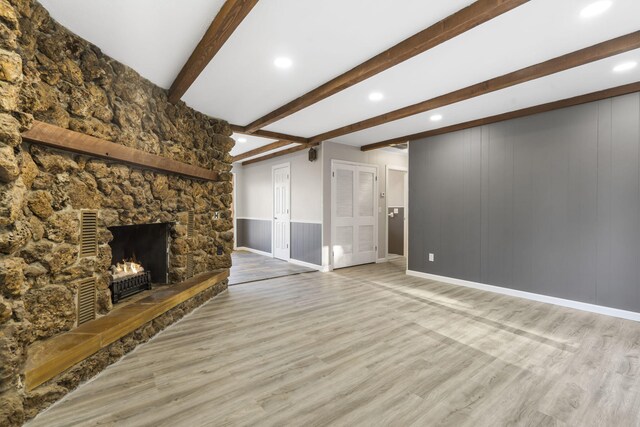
[386,166,408,259]
[272,163,290,261]
[331,160,378,269]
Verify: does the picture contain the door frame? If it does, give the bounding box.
[385,165,408,261]
[272,162,291,261]
[330,159,379,269]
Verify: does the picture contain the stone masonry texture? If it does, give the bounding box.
[0,1,234,424]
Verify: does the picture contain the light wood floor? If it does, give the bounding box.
[28,259,640,426]
[229,250,315,285]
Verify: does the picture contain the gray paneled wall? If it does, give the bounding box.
[236,219,272,253]
[291,222,322,265]
[237,219,322,266]
[409,92,640,312]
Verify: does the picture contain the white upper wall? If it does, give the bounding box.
[234,147,322,223]
[387,169,406,208]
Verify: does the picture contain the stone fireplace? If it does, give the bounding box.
[0,1,235,425]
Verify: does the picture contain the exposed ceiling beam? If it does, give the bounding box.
[242,143,312,166]
[244,0,529,133]
[231,124,310,144]
[232,140,294,162]
[168,0,259,103]
[311,31,640,144]
[361,81,640,151]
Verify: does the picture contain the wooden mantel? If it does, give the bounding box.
[22,121,219,181]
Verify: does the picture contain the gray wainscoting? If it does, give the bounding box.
[236,219,322,266]
[409,92,640,312]
[291,222,322,266]
[236,219,272,253]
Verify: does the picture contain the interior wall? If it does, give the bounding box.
[387,169,405,207]
[234,147,323,264]
[409,92,640,313]
[321,142,408,267]
[234,147,322,222]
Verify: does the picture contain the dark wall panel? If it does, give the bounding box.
[291,222,322,266]
[387,207,405,256]
[409,92,640,312]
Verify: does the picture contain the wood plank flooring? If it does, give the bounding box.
[27,258,640,426]
[229,250,315,285]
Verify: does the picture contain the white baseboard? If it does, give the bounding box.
[288,258,329,272]
[406,270,640,323]
[235,246,272,257]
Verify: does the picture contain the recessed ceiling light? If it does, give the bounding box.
[274,57,293,69]
[368,92,384,102]
[430,114,443,122]
[613,61,637,73]
[580,1,612,18]
[237,137,247,143]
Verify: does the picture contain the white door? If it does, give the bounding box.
[273,164,290,260]
[332,161,378,269]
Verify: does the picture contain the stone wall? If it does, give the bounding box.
[0,0,234,424]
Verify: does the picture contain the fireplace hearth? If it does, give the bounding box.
[110,271,152,303]
[108,222,171,302]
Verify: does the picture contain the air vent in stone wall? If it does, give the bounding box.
[187,211,195,237]
[186,253,195,278]
[186,211,195,278]
[80,211,98,258]
[77,277,96,325]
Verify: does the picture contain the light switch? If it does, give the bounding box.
[393,208,399,214]
[428,253,435,262]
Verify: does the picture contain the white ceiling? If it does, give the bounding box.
[39,0,227,89]
[182,0,473,125]
[337,48,640,146]
[40,0,640,155]
[230,132,276,156]
[266,0,640,138]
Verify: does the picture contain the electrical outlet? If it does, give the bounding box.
[428,253,435,262]
[213,211,220,220]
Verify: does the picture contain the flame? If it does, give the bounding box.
[110,258,145,279]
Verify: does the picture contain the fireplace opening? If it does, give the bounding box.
[108,222,171,303]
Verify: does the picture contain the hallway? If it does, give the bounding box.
[229,250,316,285]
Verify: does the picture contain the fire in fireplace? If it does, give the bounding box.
[108,223,171,303]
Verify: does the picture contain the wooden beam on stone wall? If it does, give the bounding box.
[232,140,293,162]
[244,0,529,132]
[242,143,315,166]
[22,121,219,181]
[311,31,640,144]
[168,0,259,103]
[230,124,310,145]
[361,82,640,151]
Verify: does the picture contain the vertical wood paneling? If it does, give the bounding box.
[599,94,640,311]
[290,222,322,266]
[237,219,272,253]
[409,92,640,312]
